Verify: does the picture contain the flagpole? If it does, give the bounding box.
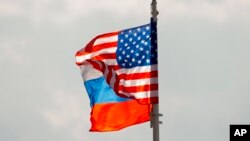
[151,104,161,141]
[150,0,162,141]
[151,0,158,22]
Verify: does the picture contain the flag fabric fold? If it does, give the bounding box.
[76,22,158,104]
[76,21,158,131]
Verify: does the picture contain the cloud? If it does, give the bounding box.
[160,0,250,23]
[1,0,250,25]
[0,2,25,16]
[0,0,149,25]
[42,90,86,127]
[0,40,30,65]
[41,89,89,140]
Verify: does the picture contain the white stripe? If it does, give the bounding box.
[121,77,158,87]
[80,64,102,81]
[102,59,118,66]
[116,64,158,75]
[119,90,158,99]
[76,47,117,63]
[93,35,118,46]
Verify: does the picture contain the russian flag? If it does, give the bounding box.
[81,65,151,131]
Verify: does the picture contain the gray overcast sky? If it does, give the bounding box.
[1,0,250,141]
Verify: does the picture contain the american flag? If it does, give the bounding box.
[75,22,158,104]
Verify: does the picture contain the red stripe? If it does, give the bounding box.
[90,53,116,60]
[92,42,117,52]
[120,84,158,93]
[118,71,158,80]
[77,42,117,56]
[100,61,107,75]
[136,97,158,105]
[106,68,113,84]
[112,65,120,71]
[75,32,118,56]
[113,74,120,94]
[84,32,118,52]
[110,65,120,70]
[88,60,102,71]
[76,57,118,66]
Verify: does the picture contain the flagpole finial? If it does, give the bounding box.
[151,0,159,22]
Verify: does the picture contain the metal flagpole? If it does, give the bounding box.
[150,1,162,141]
[151,0,158,22]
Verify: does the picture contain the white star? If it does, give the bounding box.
[137,36,141,40]
[146,50,150,54]
[122,63,126,66]
[134,33,137,37]
[126,54,130,58]
[129,38,133,42]
[132,58,135,62]
[135,53,140,56]
[139,47,144,51]
[124,59,128,62]
[137,27,141,31]
[125,43,128,46]
[133,41,136,45]
[138,60,142,64]
[129,30,132,33]
[129,63,132,66]
[125,34,129,38]
[146,35,150,38]
[146,59,150,63]
[146,26,150,30]
[142,55,145,59]
[131,50,134,53]
[142,32,146,35]
[118,56,122,60]
[122,51,126,54]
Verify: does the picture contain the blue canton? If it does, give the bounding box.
[116,23,158,68]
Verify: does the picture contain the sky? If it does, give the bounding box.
[0,0,250,141]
